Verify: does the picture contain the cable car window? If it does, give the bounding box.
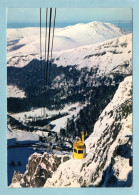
[74,149,77,153]
[78,150,83,154]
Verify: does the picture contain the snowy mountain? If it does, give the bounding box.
[7,33,132,100]
[7,21,128,68]
[7,21,132,188]
[7,31,132,139]
[53,33,132,73]
[10,76,132,187]
[44,76,132,187]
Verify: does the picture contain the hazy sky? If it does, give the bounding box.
[7,8,132,27]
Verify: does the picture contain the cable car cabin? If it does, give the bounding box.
[73,131,86,159]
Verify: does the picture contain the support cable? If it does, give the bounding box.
[44,8,48,87]
[46,8,52,87]
[49,8,57,84]
[50,8,56,61]
[44,8,48,117]
[40,8,43,117]
[39,8,56,118]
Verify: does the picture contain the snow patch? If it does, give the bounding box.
[7,85,26,98]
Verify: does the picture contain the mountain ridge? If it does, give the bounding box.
[7,21,129,68]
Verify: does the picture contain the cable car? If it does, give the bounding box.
[73,131,86,159]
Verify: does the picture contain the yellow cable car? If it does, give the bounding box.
[73,131,86,159]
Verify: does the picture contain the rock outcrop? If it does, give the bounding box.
[10,153,70,187]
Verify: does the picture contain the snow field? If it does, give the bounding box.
[7,85,26,98]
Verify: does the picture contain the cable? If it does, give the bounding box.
[39,8,56,118]
[45,8,48,62]
[50,8,56,61]
[49,8,57,84]
[40,8,42,59]
[40,8,43,117]
[44,8,48,117]
[44,8,48,89]
[46,8,52,87]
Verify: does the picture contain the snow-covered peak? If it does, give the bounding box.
[7,21,128,64]
[56,21,127,40]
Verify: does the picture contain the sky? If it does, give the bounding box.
[7,8,132,28]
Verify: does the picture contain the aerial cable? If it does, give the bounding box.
[39,8,56,118]
[43,8,52,117]
[46,8,52,87]
[40,8,43,117]
[45,8,48,62]
[48,8,57,84]
[40,8,42,60]
[50,8,56,61]
[44,8,48,87]
[44,8,48,117]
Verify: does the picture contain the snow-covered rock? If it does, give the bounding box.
[10,153,70,187]
[10,76,132,187]
[43,76,132,187]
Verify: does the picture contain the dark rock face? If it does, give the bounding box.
[11,153,69,187]
[63,156,70,162]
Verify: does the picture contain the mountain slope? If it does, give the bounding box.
[10,76,132,187]
[7,21,128,68]
[7,33,132,98]
[53,33,132,73]
[44,76,132,187]
[7,33,132,80]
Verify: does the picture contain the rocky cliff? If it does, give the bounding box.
[10,76,132,187]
